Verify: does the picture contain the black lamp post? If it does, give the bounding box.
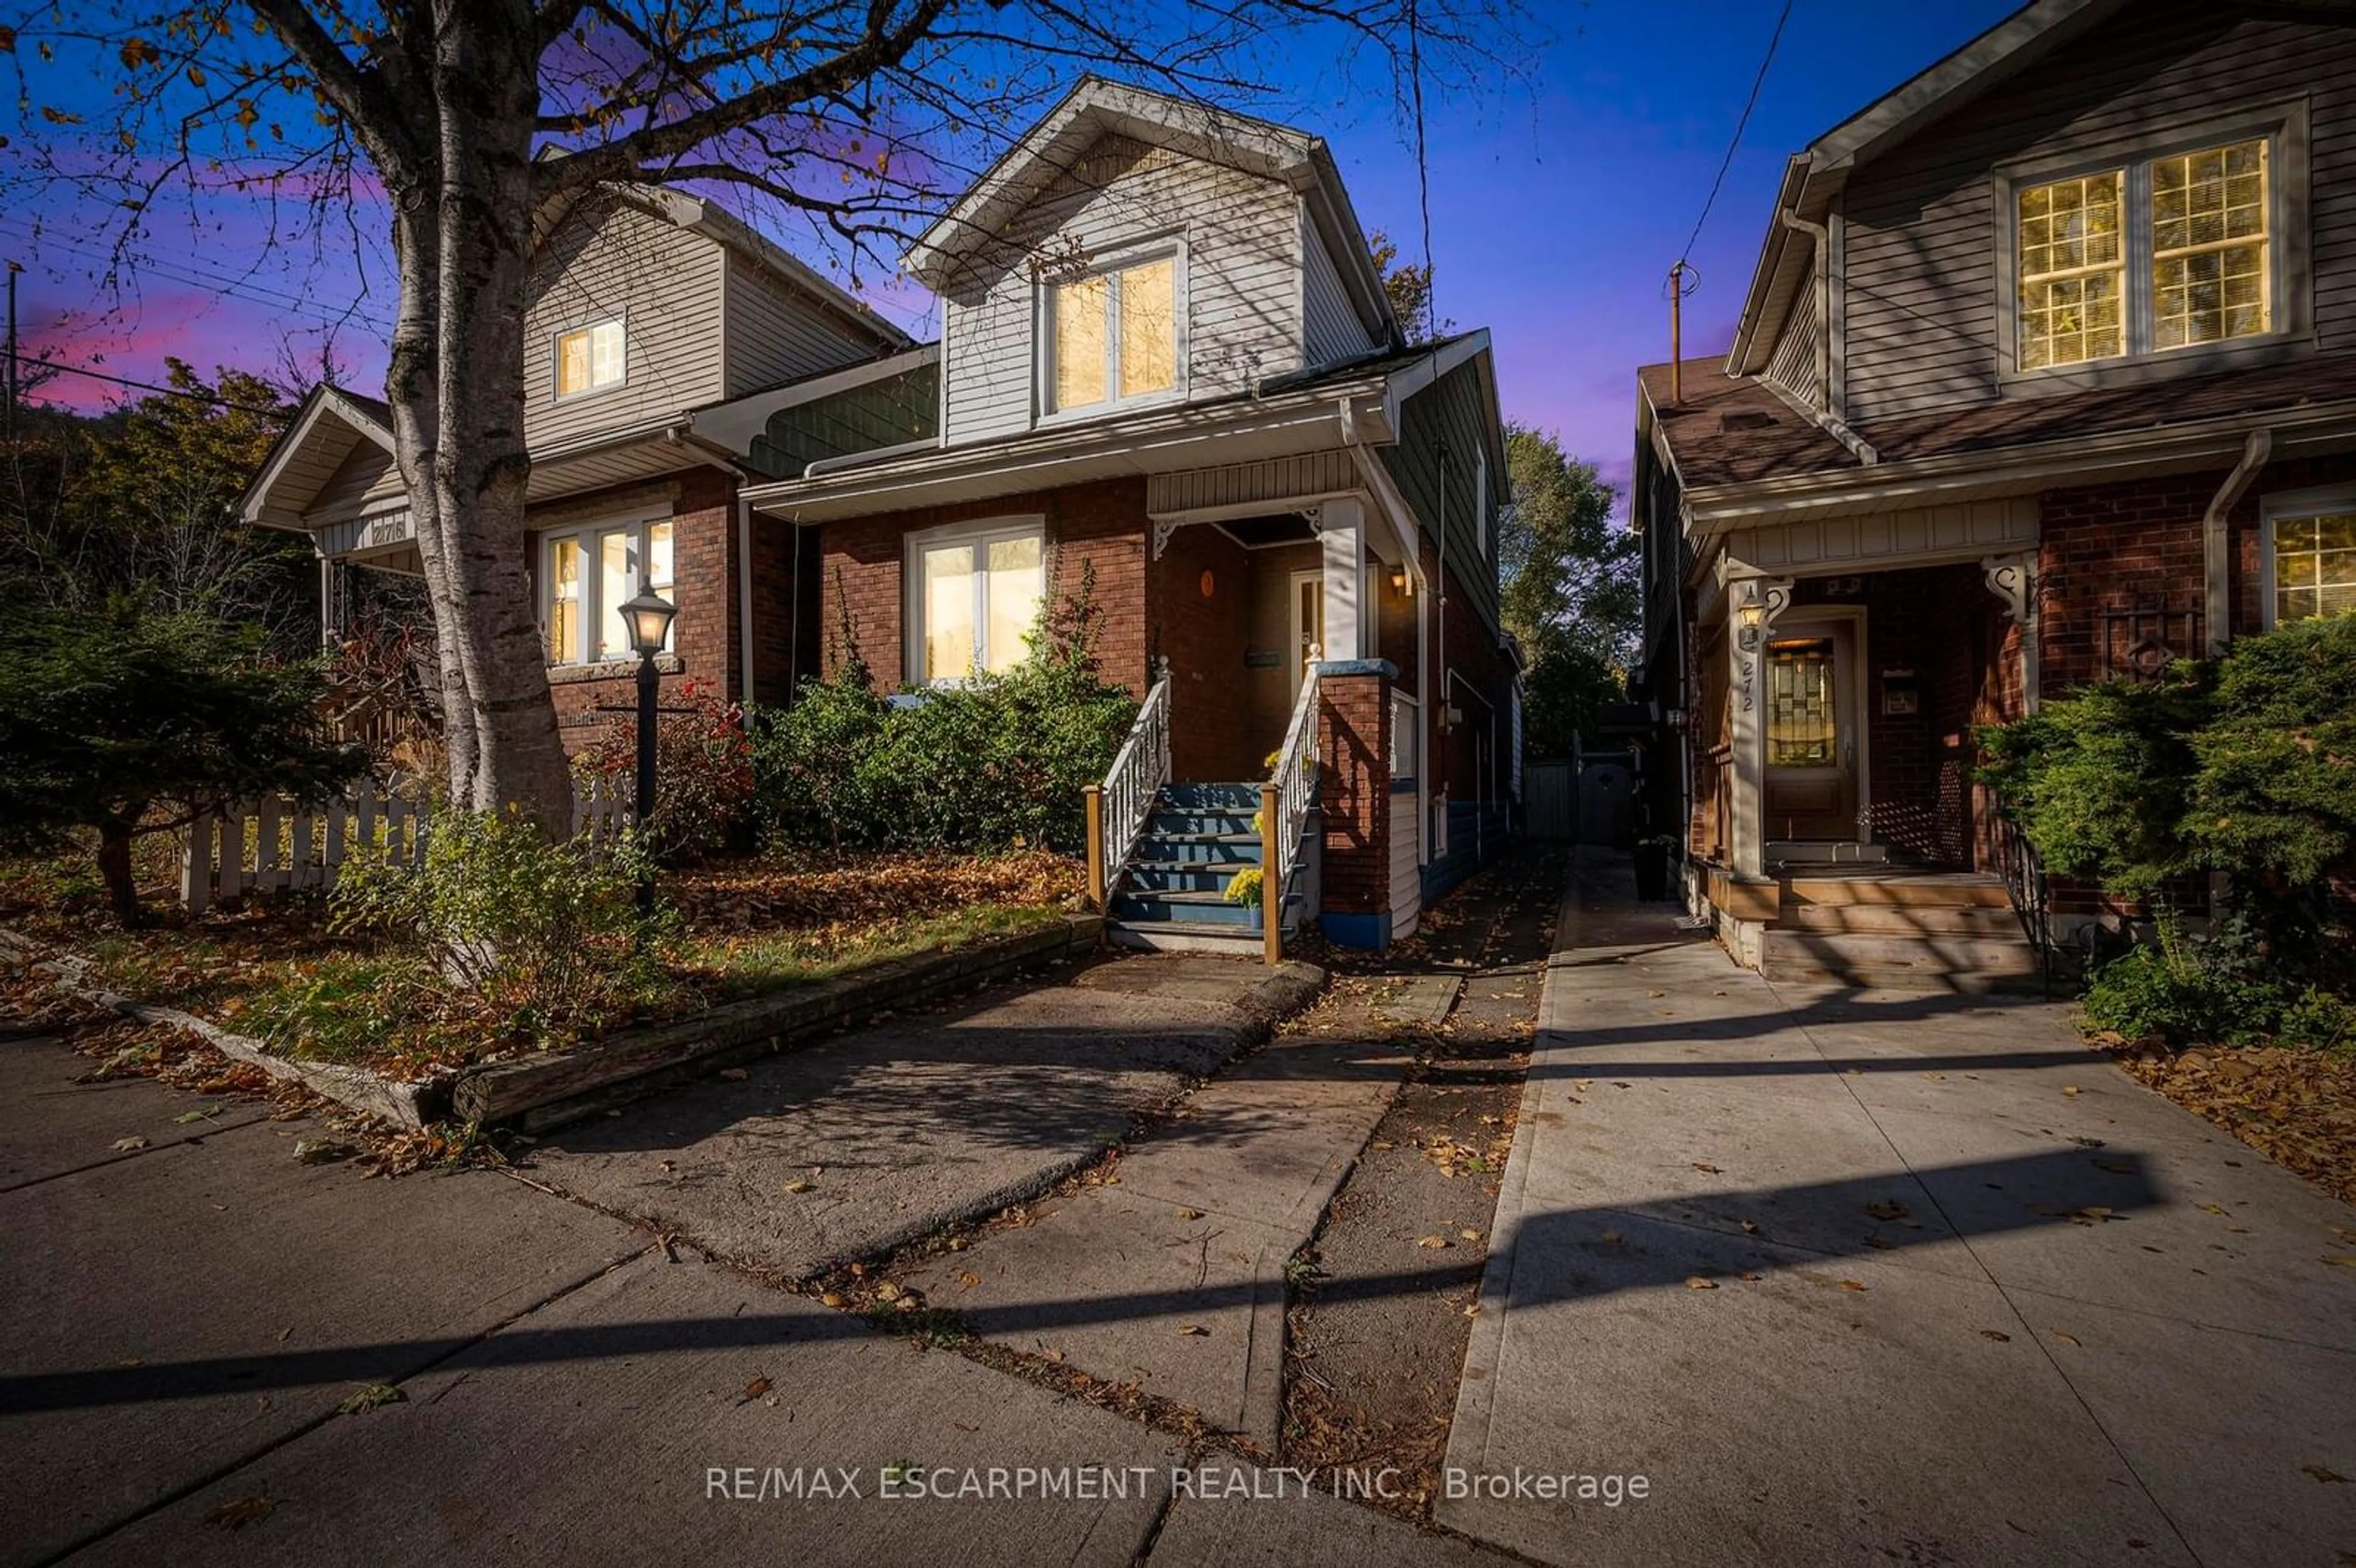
[618,587,677,910]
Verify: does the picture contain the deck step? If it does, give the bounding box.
[1106,920,1281,955]
[1132,836,1262,866]
[1160,782,1261,811]
[1783,874,2011,910]
[1124,863,1260,895]
[1761,929,2042,986]
[1777,902,2025,937]
[1110,890,1263,928]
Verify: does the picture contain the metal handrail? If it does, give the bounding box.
[1268,668,1322,908]
[1099,675,1171,896]
[1988,796,2055,991]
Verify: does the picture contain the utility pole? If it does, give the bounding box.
[5,261,20,442]
[1666,260,1694,407]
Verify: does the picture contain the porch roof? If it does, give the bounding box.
[1642,353,2356,518]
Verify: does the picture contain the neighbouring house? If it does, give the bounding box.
[738,78,1523,953]
[1630,0,2356,989]
[244,78,1525,953]
[241,182,918,733]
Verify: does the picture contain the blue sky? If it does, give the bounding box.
[9,1,2020,496]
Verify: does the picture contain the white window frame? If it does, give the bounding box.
[903,515,1049,686]
[553,314,629,401]
[540,507,675,667]
[1036,238,1188,421]
[2259,483,2356,630]
[1993,103,2310,388]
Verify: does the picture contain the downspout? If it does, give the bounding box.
[737,496,756,705]
[1776,208,1881,467]
[2203,429,2271,656]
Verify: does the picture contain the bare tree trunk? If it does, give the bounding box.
[426,3,573,834]
[96,817,144,929]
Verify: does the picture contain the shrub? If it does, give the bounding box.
[0,605,366,926]
[574,679,756,864]
[749,563,1137,854]
[328,806,675,1046]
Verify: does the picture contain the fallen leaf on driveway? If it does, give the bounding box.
[1980,1329,2012,1342]
[874,1280,904,1302]
[1838,1280,1867,1293]
[1178,1208,1203,1221]
[783,1180,813,1194]
[1416,1235,1450,1250]
[1599,1229,1622,1244]
[2303,1464,2348,1483]
[2200,1203,2230,1215]
[2050,1331,2082,1347]
[718,1068,749,1081]
[1692,1162,1723,1174]
[2322,1255,2356,1269]
[1684,1275,1717,1290]
[2062,1085,2082,1097]
[205,1495,273,1530]
[112,1136,148,1151]
[1177,1325,1207,1337]
[1460,1229,1481,1242]
[955,1270,980,1291]
[1647,991,1665,999]
[1739,1220,1758,1234]
[818,1292,846,1309]
[742,1377,771,1401]
[337,1382,404,1415]
[1864,1200,1910,1221]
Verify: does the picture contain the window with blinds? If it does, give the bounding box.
[2271,508,2356,626]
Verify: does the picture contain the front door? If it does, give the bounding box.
[1762,617,1860,840]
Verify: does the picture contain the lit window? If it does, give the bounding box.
[2271,509,2356,626]
[1047,255,1178,412]
[2013,134,2278,372]
[911,523,1045,682]
[542,516,674,664]
[556,318,626,397]
[2151,140,2269,350]
[1766,638,1837,766]
[2017,171,2124,370]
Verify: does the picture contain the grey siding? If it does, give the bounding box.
[723,253,882,396]
[1302,210,1375,366]
[939,133,1304,445]
[311,440,404,528]
[1379,358,1503,638]
[1841,1,2356,423]
[747,359,940,478]
[1761,264,1823,409]
[523,197,726,448]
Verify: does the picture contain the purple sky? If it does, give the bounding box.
[7,2,2019,498]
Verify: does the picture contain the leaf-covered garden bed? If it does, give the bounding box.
[2096,1032,2356,1207]
[0,846,1083,1081]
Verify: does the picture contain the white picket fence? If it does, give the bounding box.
[179,776,632,916]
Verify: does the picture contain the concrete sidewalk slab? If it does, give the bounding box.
[63,1251,1180,1568]
[900,1037,1396,1447]
[1148,1480,1515,1567]
[0,1034,274,1191]
[1439,849,2356,1568]
[523,981,1259,1278]
[0,1117,642,1568]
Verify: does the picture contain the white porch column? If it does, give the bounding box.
[1319,496,1368,661]
[1981,551,2041,715]
[1725,572,1793,880]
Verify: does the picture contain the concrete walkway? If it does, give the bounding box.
[897,1030,1403,1447]
[1440,850,2356,1567]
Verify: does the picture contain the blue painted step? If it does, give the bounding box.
[1110,888,1265,928]
[1160,782,1262,810]
[1133,834,1261,866]
[1125,861,1258,895]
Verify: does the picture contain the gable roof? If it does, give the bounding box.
[533,172,913,355]
[903,76,1398,348]
[238,384,396,530]
[1727,0,2129,374]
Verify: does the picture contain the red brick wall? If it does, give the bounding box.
[529,469,739,752]
[815,478,1151,696]
[1318,671,1392,916]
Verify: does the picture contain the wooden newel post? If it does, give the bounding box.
[1083,785,1106,911]
[1258,782,1281,966]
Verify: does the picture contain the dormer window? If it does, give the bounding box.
[556,317,627,398]
[1045,250,1180,413]
[2012,134,2276,372]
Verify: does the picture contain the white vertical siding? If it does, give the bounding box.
[523,198,726,448]
[1301,212,1376,366]
[723,255,882,396]
[1388,786,1422,940]
[941,134,1305,445]
[1761,267,1823,409]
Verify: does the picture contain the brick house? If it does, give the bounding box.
[244,79,1525,954]
[742,79,1523,953]
[1629,0,2356,988]
[241,182,918,733]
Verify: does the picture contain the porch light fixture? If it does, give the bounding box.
[618,588,676,912]
[1389,564,1412,597]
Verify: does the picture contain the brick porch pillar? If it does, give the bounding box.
[1316,658,1395,948]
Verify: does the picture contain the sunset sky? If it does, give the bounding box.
[4,2,2020,497]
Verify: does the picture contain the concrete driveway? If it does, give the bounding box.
[1441,851,2356,1568]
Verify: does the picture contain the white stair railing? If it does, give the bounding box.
[1268,667,1322,912]
[1098,669,1172,896]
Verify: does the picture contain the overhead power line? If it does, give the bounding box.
[0,221,395,336]
[1677,0,1795,264]
[4,350,288,417]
